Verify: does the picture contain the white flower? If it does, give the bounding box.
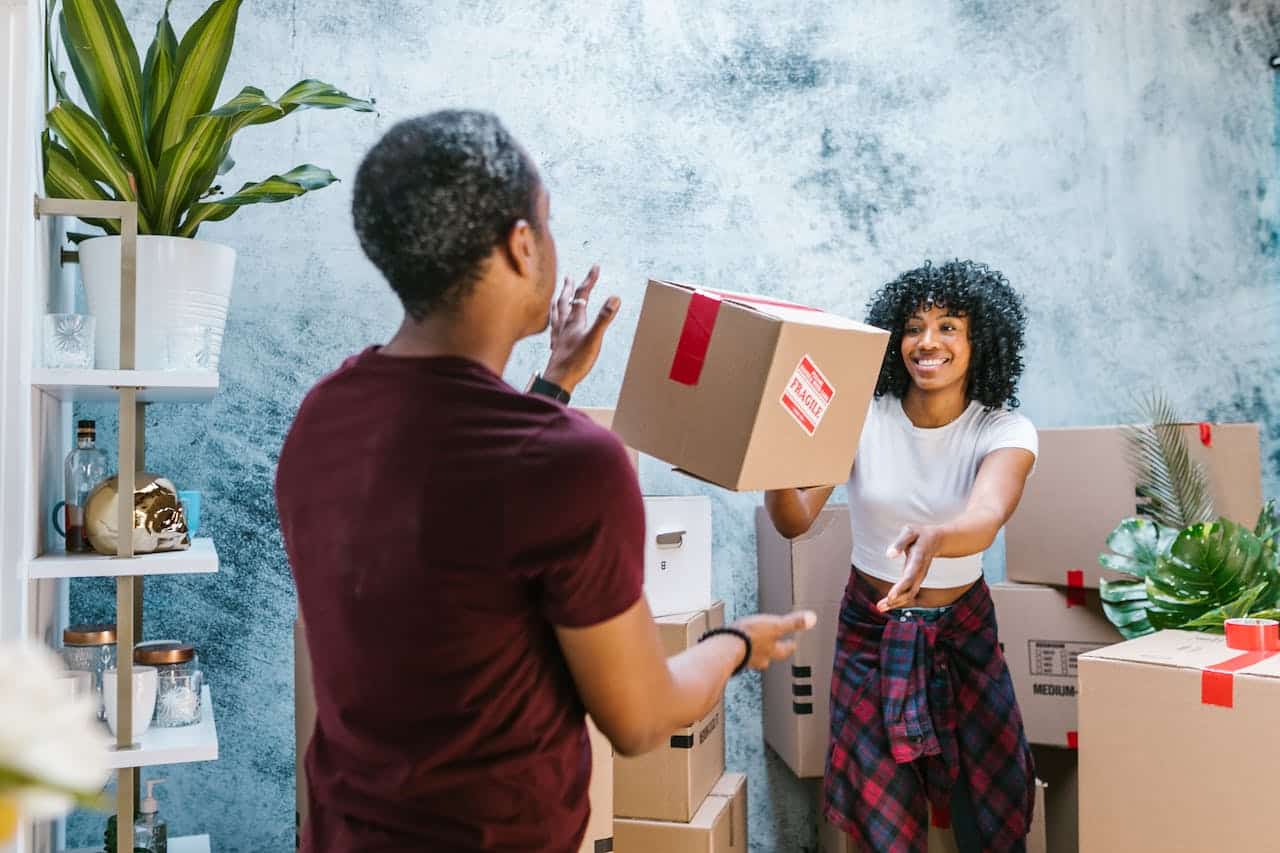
[0,642,110,818]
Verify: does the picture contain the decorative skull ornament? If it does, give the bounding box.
[85,474,191,555]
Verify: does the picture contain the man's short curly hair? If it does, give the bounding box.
[865,259,1028,410]
[352,110,540,319]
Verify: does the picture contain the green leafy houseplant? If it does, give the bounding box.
[1098,392,1280,638]
[43,0,375,238]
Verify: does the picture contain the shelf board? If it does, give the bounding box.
[27,538,218,579]
[66,834,210,853]
[107,686,218,769]
[32,368,219,403]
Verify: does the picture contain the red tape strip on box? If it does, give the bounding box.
[1065,569,1086,607]
[1201,619,1280,708]
[1199,422,1213,447]
[1066,731,1079,749]
[667,289,823,386]
[668,292,722,386]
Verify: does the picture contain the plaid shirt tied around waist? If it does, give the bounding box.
[824,572,1035,853]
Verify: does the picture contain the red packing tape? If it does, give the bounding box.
[1199,422,1213,447]
[1226,618,1280,651]
[668,292,722,386]
[1066,569,1086,607]
[1066,731,1079,749]
[1201,619,1280,707]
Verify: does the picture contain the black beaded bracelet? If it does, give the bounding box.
[700,626,752,676]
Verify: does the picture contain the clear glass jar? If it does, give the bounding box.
[135,642,202,728]
[61,624,117,721]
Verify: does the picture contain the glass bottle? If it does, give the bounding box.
[64,419,109,553]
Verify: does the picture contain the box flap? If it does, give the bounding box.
[654,279,887,334]
[1080,629,1280,679]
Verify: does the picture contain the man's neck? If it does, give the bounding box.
[381,312,517,379]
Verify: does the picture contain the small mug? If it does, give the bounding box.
[103,666,158,741]
[177,490,201,537]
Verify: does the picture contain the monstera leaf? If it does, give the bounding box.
[1144,520,1280,632]
[1096,517,1179,639]
[1098,513,1280,637]
[1098,517,1179,579]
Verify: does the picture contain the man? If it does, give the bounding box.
[276,109,815,852]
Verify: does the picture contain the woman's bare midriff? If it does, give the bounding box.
[855,568,976,608]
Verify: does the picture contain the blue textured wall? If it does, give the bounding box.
[69,1,1280,850]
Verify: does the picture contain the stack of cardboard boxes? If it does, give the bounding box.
[612,602,749,853]
[999,422,1263,852]
[586,408,746,853]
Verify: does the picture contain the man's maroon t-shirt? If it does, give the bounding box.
[275,348,644,852]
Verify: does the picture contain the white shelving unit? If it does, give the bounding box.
[32,369,219,403]
[21,197,223,852]
[106,687,219,770]
[65,835,210,853]
[26,538,219,580]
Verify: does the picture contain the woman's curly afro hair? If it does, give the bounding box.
[865,259,1028,410]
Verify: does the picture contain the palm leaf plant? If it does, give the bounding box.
[1099,392,1280,637]
[43,0,375,238]
[1122,392,1215,530]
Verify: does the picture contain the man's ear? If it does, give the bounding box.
[503,219,536,278]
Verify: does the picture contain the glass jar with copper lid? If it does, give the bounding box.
[135,641,203,727]
[61,623,116,721]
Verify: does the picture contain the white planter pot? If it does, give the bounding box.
[79,235,236,370]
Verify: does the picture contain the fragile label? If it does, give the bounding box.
[780,354,835,436]
[1028,640,1109,678]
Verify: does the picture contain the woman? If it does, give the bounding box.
[766,260,1037,853]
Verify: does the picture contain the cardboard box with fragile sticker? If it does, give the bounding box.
[614,280,889,491]
[1079,627,1280,852]
[990,582,1121,748]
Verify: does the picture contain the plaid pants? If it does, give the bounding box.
[824,572,1035,853]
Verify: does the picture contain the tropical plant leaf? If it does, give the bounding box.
[1181,581,1272,632]
[1124,392,1214,530]
[59,0,156,204]
[142,0,179,138]
[1141,519,1280,633]
[150,0,243,157]
[1254,499,1280,549]
[154,81,371,233]
[1098,577,1155,639]
[46,0,72,103]
[42,131,120,234]
[204,79,375,125]
[276,78,376,113]
[177,165,338,237]
[46,99,134,201]
[1098,517,1178,579]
